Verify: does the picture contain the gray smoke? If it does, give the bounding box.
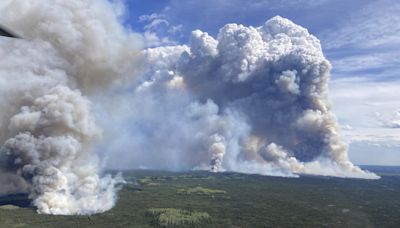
[0,0,378,216]
[0,0,139,215]
[102,16,378,179]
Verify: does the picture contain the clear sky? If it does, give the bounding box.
[121,0,400,166]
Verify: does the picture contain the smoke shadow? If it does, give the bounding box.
[0,193,32,208]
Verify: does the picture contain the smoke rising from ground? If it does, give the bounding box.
[103,16,378,179]
[0,0,378,216]
[0,0,139,215]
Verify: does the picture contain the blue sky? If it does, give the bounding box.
[122,0,399,79]
[121,0,400,165]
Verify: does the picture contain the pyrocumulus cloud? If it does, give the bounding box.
[102,16,378,180]
[0,0,378,216]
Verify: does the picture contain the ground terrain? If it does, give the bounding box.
[0,166,399,227]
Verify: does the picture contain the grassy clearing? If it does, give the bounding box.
[177,186,226,196]
[0,204,21,210]
[138,177,160,186]
[147,208,210,227]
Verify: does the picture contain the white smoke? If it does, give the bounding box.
[0,0,139,215]
[103,16,378,179]
[0,0,379,216]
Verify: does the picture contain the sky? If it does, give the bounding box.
[118,0,400,166]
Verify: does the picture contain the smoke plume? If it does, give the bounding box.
[0,0,378,216]
[0,0,139,215]
[102,16,378,179]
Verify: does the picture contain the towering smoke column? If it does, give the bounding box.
[104,16,378,179]
[0,0,139,214]
[0,1,378,215]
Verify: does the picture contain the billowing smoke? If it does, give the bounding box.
[0,0,139,215]
[0,0,378,216]
[103,16,378,179]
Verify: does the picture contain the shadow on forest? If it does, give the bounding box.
[0,193,32,208]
